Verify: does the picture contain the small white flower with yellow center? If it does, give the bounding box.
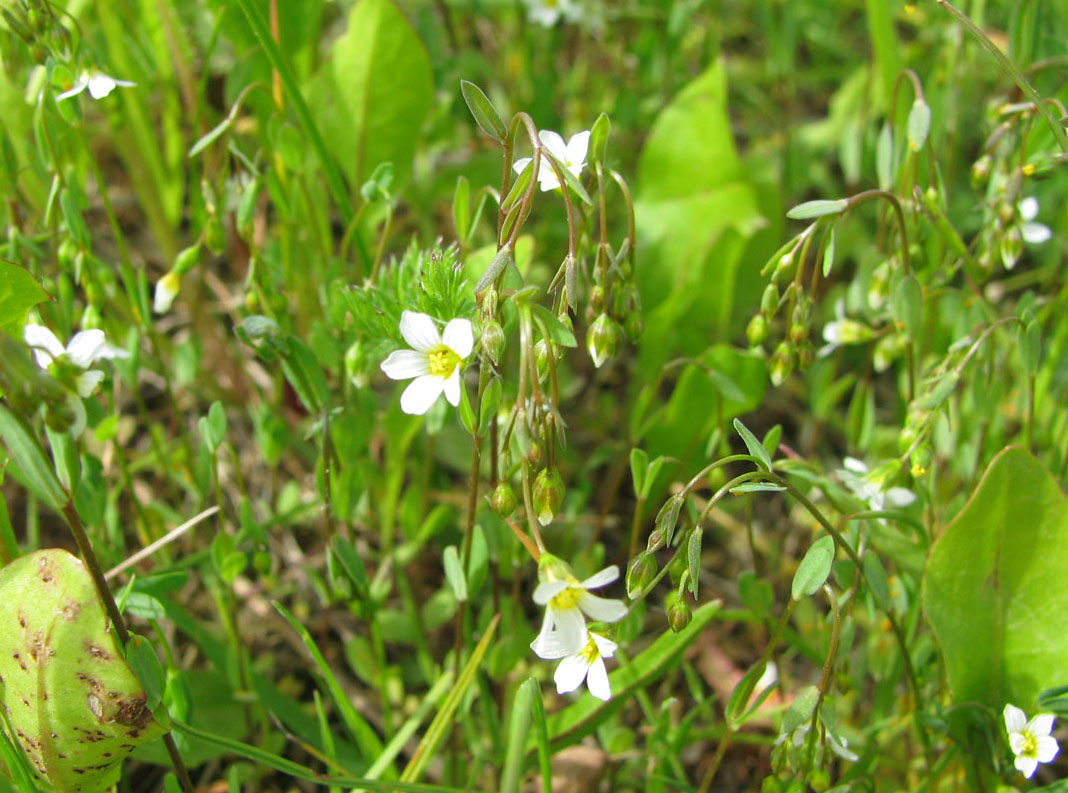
[1004,704,1059,779]
[380,311,473,415]
[513,130,590,192]
[536,630,617,700]
[530,556,627,657]
[57,70,136,101]
[523,0,580,27]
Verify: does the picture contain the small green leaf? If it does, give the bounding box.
[786,198,848,220]
[918,371,960,410]
[687,529,702,598]
[733,417,772,471]
[630,447,649,497]
[0,260,50,338]
[822,226,836,277]
[330,535,371,600]
[187,117,232,159]
[0,404,68,510]
[453,175,471,242]
[780,685,820,734]
[125,634,166,710]
[544,147,594,206]
[460,80,507,144]
[1019,316,1041,374]
[907,98,931,151]
[588,112,610,166]
[791,535,836,600]
[655,494,683,547]
[457,376,477,436]
[725,660,766,727]
[729,483,786,494]
[442,545,467,603]
[640,456,672,501]
[876,123,894,189]
[531,303,577,347]
[475,246,515,294]
[479,377,502,431]
[862,553,889,609]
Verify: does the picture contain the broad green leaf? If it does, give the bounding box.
[923,446,1068,707]
[317,0,433,188]
[0,550,167,793]
[791,535,836,600]
[541,601,721,751]
[0,260,49,338]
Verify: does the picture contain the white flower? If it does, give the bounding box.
[23,324,129,437]
[1004,704,1059,779]
[536,630,617,701]
[1019,197,1052,245]
[524,0,580,27]
[57,70,136,101]
[153,271,181,314]
[380,311,474,415]
[530,562,627,658]
[777,723,859,762]
[513,130,590,192]
[838,457,915,514]
[819,299,873,358]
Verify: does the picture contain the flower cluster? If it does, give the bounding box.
[529,554,627,700]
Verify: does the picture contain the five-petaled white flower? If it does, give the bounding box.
[513,130,590,192]
[838,457,916,514]
[24,324,129,437]
[1019,197,1052,245]
[530,559,627,658]
[1004,704,1059,779]
[536,630,617,701]
[380,311,473,415]
[523,0,580,27]
[57,70,136,102]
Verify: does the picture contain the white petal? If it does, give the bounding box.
[532,628,577,660]
[443,368,461,406]
[1015,754,1038,779]
[533,580,569,606]
[823,323,842,344]
[380,349,429,380]
[1036,735,1060,763]
[56,81,88,101]
[843,457,868,474]
[66,330,105,368]
[23,324,64,367]
[513,157,534,177]
[87,74,118,99]
[554,654,589,694]
[398,311,441,352]
[527,6,560,26]
[67,394,87,438]
[827,733,858,761]
[1020,197,1039,221]
[553,605,587,654]
[884,487,917,508]
[399,375,445,415]
[566,130,590,169]
[1028,714,1056,737]
[112,78,137,88]
[538,130,568,161]
[1004,704,1028,734]
[577,592,628,623]
[75,370,105,398]
[590,632,617,658]
[94,342,129,360]
[1023,222,1051,244]
[1010,732,1028,755]
[585,657,611,700]
[580,565,619,589]
[442,319,473,359]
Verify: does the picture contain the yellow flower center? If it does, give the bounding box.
[427,345,461,378]
[1021,730,1038,758]
[550,586,582,611]
[579,634,601,663]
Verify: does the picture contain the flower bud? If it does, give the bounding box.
[253,550,273,576]
[532,467,564,526]
[910,442,932,477]
[481,288,499,319]
[534,338,552,382]
[173,244,202,276]
[769,342,795,386]
[646,528,664,553]
[589,284,606,312]
[490,480,517,518]
[746,314,768,347]
[774,251,795,281]
[481,320,506,365]
[760,283,779,317]
[587,313,621,369]
[345,341,369,388]
[997,201,1015,225]
[999,225,1023,270]
[626,552,657,598]
[667,593,692,632]
[624,312,643,343]
[970,155,992,189]
[153,270,181,314]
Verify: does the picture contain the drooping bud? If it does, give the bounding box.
[532,467,565,526]
[589,285,606,313]
[587,313,620,368]
[490,480,517,518]
[173,243,203,276]
[667,593,693,632]
[534,338,552,382]
[481,320,506,365]
[999,225,1023,270]
[970,154,991,189]
[626,552,657,598]
[153,270,181,314]
[624,312,643,342]
[345,341,369,388]
[746,314,768,347]
[760,283,779,317]
[769,342,795,386]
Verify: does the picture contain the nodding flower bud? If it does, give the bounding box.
[532,467,565,526]
[534,338,552,382]
[153,270,181,314]
[667,593,693,632]
[490,480,518,518]
[345,341,369,388]
[746,314,768,347]
[770,342,795,386]
[774,251,795,280]
[589,285,606,312]
[481,288,499,319]
[626,552,657,598]
[624,312,644,343]
[1000,225,1023,271]
[481,320,506,365]
[587,313,621,369]
[970,154,992,189]
[760,283,779,317]
[173,244,202,276]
